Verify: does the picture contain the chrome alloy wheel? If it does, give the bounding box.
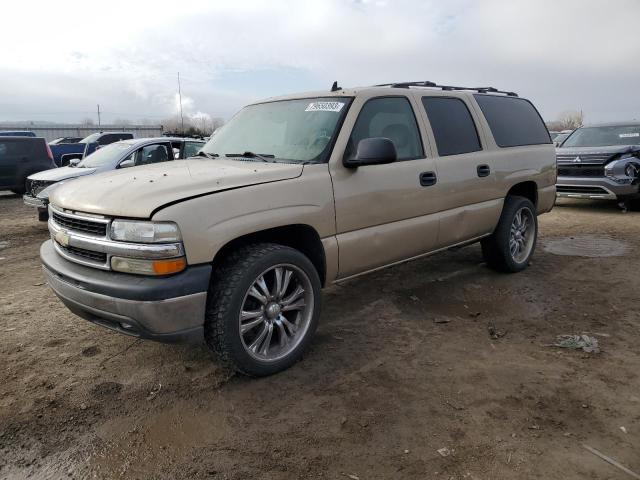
[509,207,535,263]
[239,264,314,362]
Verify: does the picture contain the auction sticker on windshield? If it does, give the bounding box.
[619,133,640,138]
[305,101,345,112]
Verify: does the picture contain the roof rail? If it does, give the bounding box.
[374,81,518,97]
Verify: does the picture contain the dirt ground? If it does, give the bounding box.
[1,192,639,480]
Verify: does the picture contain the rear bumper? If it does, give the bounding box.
[556,176,639,200]
[40,240,211,343]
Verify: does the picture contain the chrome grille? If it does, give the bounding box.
[58,244,107,263]
[52,211,107,236]
[556,153,613,164]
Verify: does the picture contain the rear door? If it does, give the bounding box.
[418,94,500,247]
[330,94,442,278]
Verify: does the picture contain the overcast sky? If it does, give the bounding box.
[1,0,638,125]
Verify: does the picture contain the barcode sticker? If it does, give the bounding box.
[619,133,640,138]
[305,102,345,112]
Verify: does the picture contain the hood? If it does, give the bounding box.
[28,165,97,182]
[50,158,304,218]
[556,145,640,164]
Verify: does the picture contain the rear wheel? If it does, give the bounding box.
[481,195,537,273]
[204,243,321,376]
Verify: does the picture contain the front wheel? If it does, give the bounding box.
[204,243,321,376]
[481,196,537,273]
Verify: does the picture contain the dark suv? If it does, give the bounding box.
[0,137,55,194]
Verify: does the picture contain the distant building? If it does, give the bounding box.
[0,124,163,142]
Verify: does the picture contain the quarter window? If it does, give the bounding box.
[473,95,551,147]
[422,97,481,156]
[347,97,423,161]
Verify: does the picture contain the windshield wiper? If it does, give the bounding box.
[195,151,219,159]
[226,152,276,163]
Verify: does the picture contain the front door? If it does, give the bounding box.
[329,95,442,278]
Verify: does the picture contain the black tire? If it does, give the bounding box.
[481,195,537,273]
[629,198,640,212]
[11,187,25,195]
[204,243,321,377]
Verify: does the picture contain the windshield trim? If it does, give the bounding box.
[203,96,354,165]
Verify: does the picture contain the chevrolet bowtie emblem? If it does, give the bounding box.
[55,230,70,247]
[573,156,582,163]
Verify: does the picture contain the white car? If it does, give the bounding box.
[24,137,205,220]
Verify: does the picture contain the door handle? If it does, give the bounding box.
[419,171,437,187]
[477,164,491,177]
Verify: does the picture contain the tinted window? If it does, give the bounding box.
[348,97,423,161]
[474,95,551,147]
[422,97,481,156]
[0,140,29,157]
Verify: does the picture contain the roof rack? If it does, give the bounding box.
[374,81,518,97]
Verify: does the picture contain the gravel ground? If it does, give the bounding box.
[0,192,639,480]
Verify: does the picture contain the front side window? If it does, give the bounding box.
[562,125,640,148]
[422,97,481,156]
[135,144,170,166]
[347,97,423,161]
[200,97,352,163]
[474,95,551,148]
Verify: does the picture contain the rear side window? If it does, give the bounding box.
[348,97,423,161]
[422,97,481,156]
[474,95,551,147]
[0,140,30,157]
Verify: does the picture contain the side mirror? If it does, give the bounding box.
[119,159,135,169]
[343,137,397,168]
[60,152,83,166]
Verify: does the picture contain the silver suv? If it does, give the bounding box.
[40,81,556,376]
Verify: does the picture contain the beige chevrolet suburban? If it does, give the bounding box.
[40,81,556,376]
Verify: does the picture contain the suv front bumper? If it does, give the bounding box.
[556,176,640,200]
[40,240,211,343]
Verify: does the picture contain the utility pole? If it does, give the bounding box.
[177,72,185,134]
[97,104,101,126]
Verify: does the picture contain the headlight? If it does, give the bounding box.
[110,220,181,243]
[605,158,640,184]
[111,256,186,275]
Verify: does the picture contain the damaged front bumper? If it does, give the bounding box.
[40,240,211,343]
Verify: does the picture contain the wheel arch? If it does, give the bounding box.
[211,224,327,286]
[506,181,538,206]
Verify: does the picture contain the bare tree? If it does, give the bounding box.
[557,110,584,130]
[112,118,132,126]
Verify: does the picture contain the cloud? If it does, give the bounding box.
[0,0,638,123]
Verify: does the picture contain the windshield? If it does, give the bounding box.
[200,97,351,163]
[78,142,131,168]
[80,133,100,144]
[554,133,570,145]
[562,125,640,147]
